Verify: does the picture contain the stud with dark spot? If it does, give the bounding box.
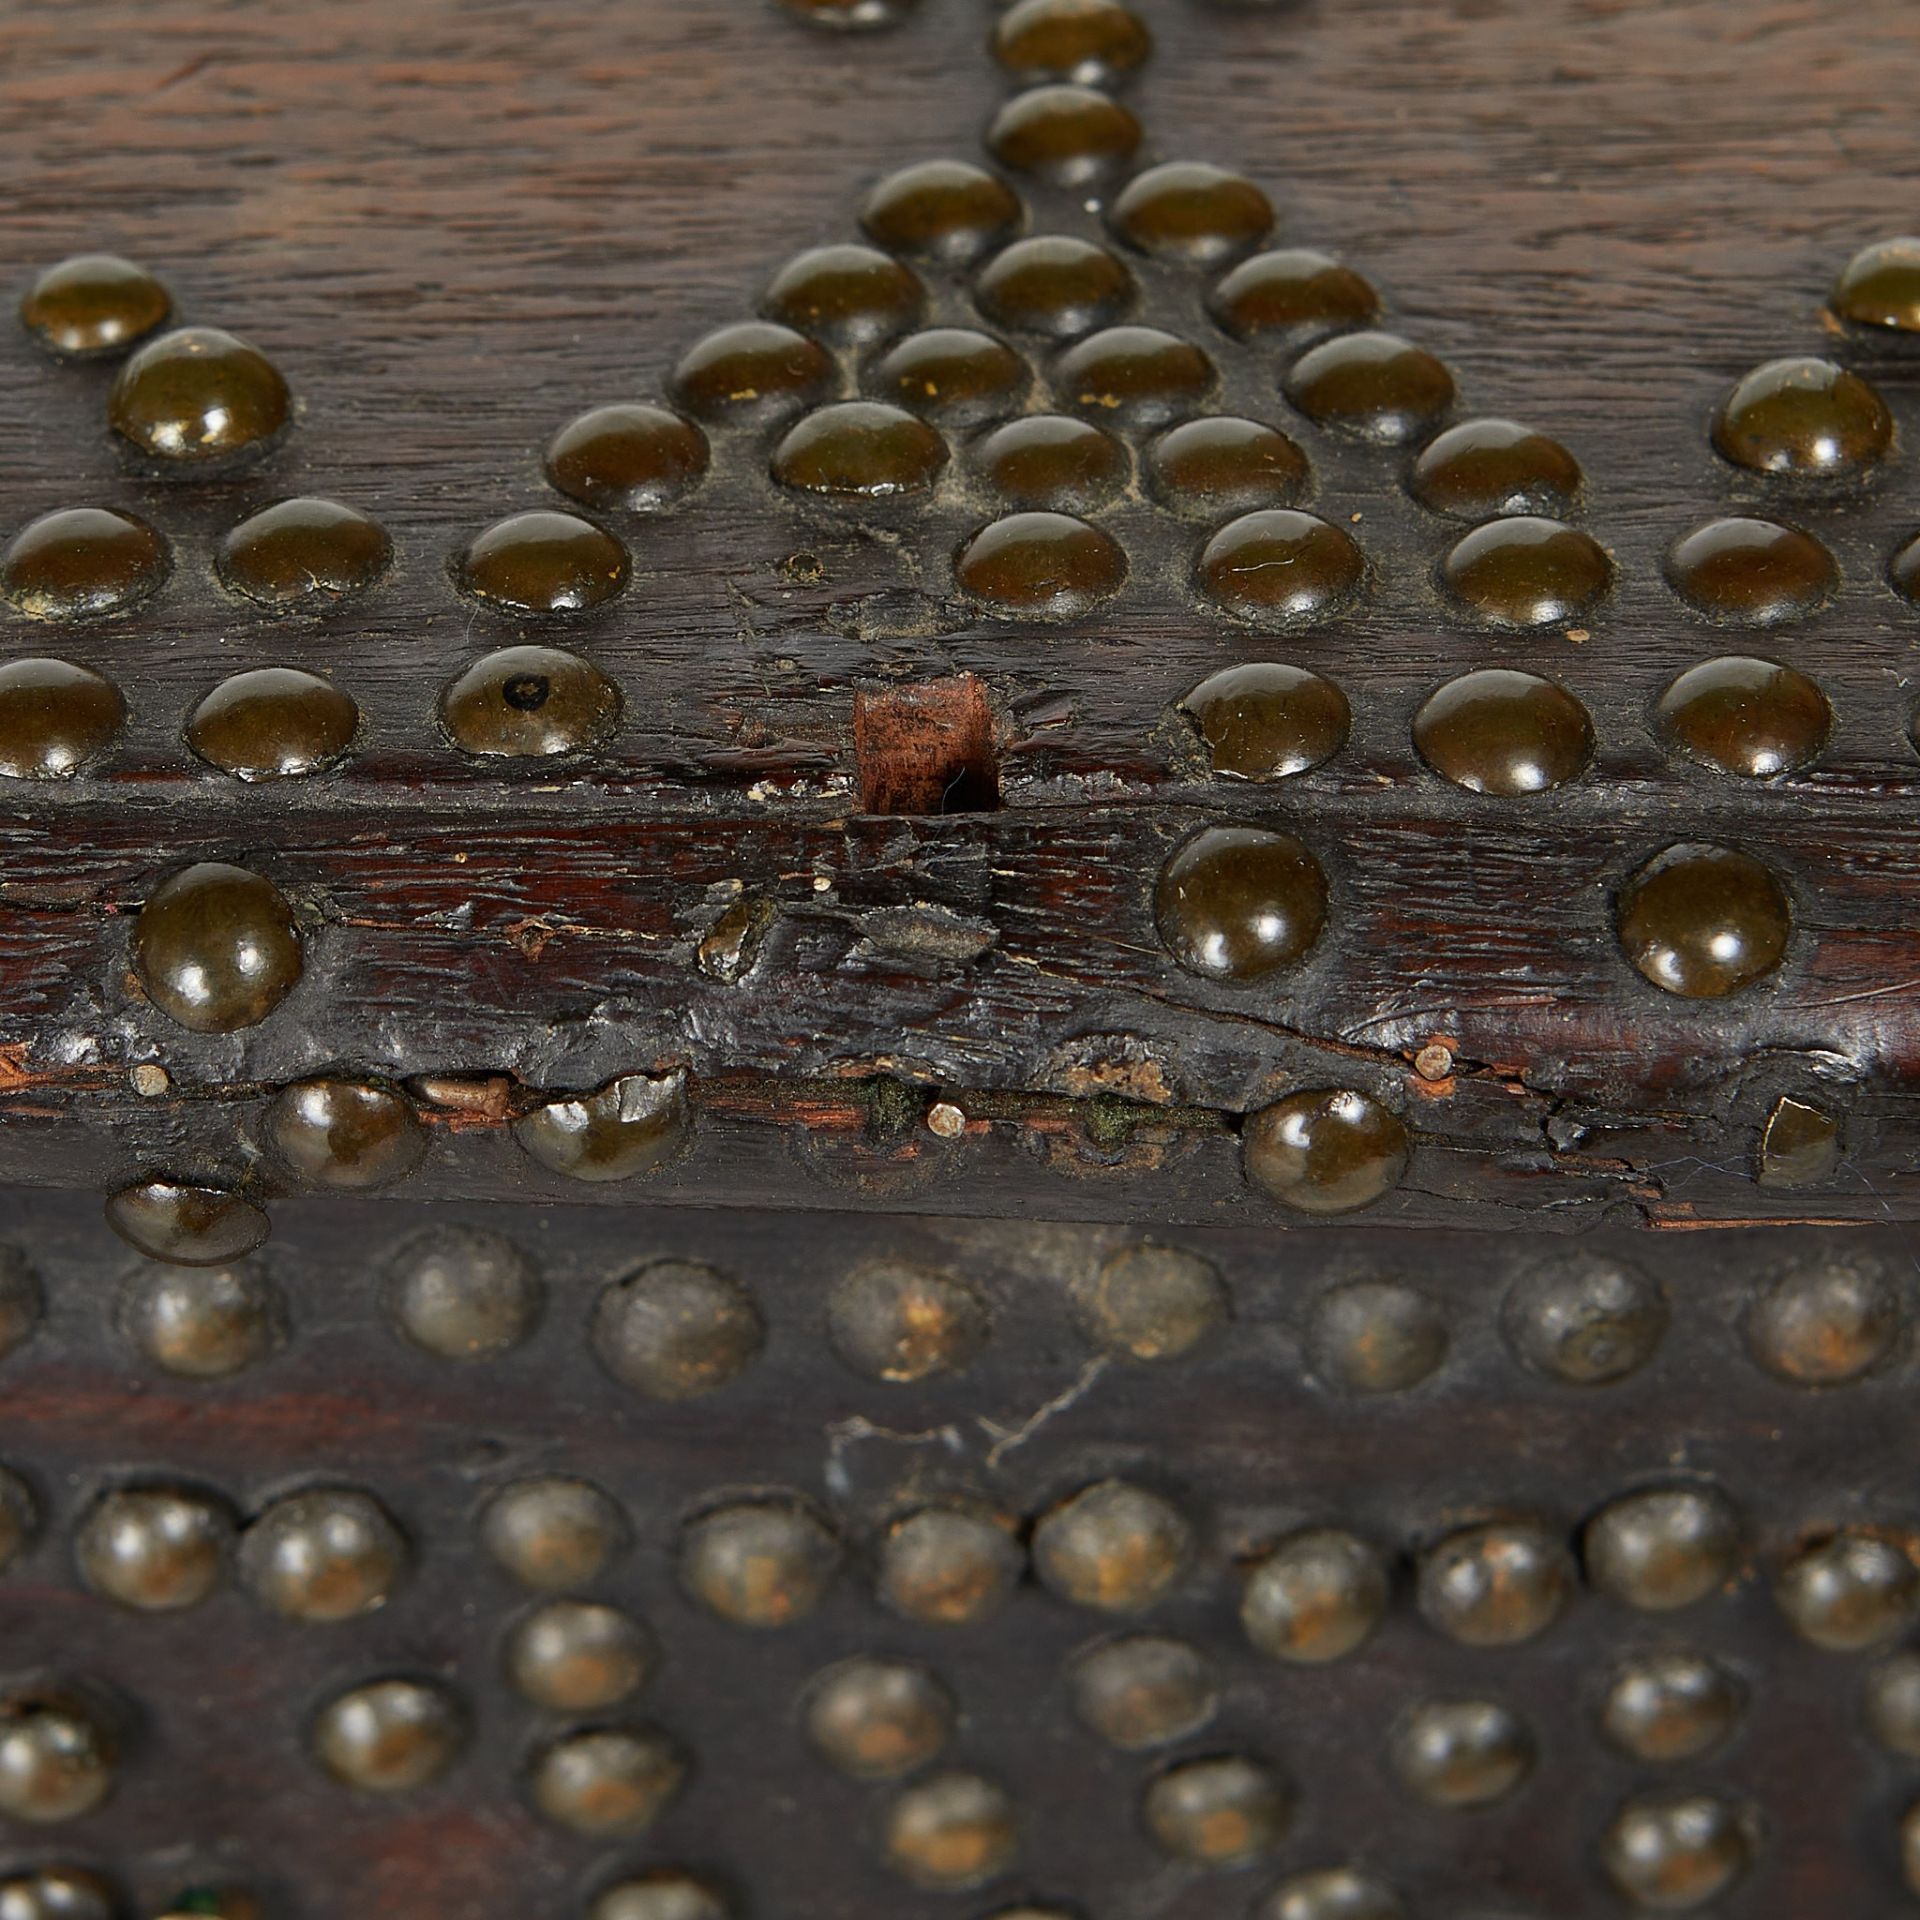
[771,401,947,500]
[1664,516,1837,624]
[1305,1279,1447,1394]
[763,243,925,347]
[1154,825,1327,984]
[1654,655,1829,778]
[1600,1651,1744,1764]
[875,1504,1023,1626]
[1209,248,1380,347]
[108,326,290,467]
[1776,1530,1919,1650]
[186,667,357,780]
[1197,509,1364,627]
[0,1693,116,1824]
[312,1678,466,1794]
[1585,1485,1744,1612]
[106,1181,271,1268]
[1243,1091,1408,1216]
[1147,415,1309,518]
[507,1600,654,1712]
[1067,1634,1218,1750]
[828,1260,986,1382]
[0,507,169,620]
[455,511,628,614]
[119,1260,282,1377]
[1110,162,1272,265]
[1032,1479,1191,1614]
[987,82,1142,185]
[239,1488,407,1623]
[1178,662,1348,782]
[1711,355,1892,481]
[1615,842,1791,998]
[1746,1257,1899,1386]
[804,1657,954,1778]
[1757,1094,1841,1189]
[1142,1754,1290,1866]
[480,1476,626,1593]
[861,161,1024,267]
[1600,1795,1752,1912]
[1284,330,1454,445]
[1077,1242,1227,1362]
[592,1259,763,1400]
[954,510,1126,616]
[20,253,170,358]
[218,498,390,609]
[0,658,125,779]
[1408,417,1583,520]
[386,1225,543,1363]
[590,1872,730,1920]
[671,320,835,426]
[974,234,1133,341]
[1258,1868,1405,1920]
[882,1770,1019,1889]
[528,1726,686,1838]
[1242,1529,1388,1664]
[1053,324,1214,427]
[1389,1699,1533,1808]
[1440,516,1611,627]
[992,0,1152,85]
[440,643,619,759]
[544,403,710,513]
[1502,1252,1667,1384]
[133,861,303,1033]
[1413,668,1592,795]
[515,1072,689,1184]
[76,1485,231,1612]
[973,415,1128,511]
[679,1498,841,1628]
[870,327,1028,427]
[1417,1521,1573,1647]
[266,1079,426,1192]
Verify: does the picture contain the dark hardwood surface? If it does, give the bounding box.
[4,11,1920,1913]
[4,0,1920,1224]
[0,1190,1913,1917]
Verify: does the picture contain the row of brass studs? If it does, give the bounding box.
[8,1223,1880,1394]
[17,255,291,474]
[0,648,1868,784]
[7,1456,1916,1902]
[1158,831,1796,1000]
[88,827,1837,1263]
[1180,656,1844,790]
[9,485,1919,632]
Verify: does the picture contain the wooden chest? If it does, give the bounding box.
[3,0,1920,1913]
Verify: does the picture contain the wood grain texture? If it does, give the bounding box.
[4,0,1920,1224]
[3,10,1920,1911]
[0,1186,1912,1917]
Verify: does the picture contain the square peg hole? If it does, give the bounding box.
[854,675,1002,815]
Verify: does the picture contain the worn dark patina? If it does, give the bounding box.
[4,0,1920,1913]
